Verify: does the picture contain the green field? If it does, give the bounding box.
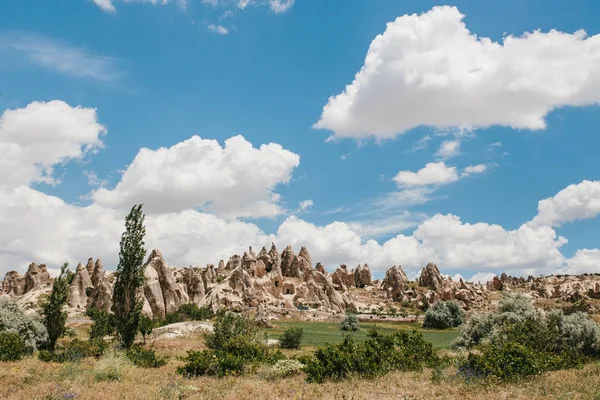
[268,320,459,349]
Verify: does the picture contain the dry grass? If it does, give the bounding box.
[2,355,600,400]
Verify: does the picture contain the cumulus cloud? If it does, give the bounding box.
[1,101,598,280]
[0,33,121,81]
[0,100,106,189]
[92,135,300,218]
[314,5,600,140]
[393,162,488,188]
[462,164,488,176]
[531,180,600,227]
[469,272,497,284]
[394,162,459,187]
[562,249,600,275]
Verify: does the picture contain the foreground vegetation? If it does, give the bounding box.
[1,355,599,399]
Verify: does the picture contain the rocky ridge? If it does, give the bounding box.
[2,246,600,319]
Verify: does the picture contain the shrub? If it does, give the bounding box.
[453,293,600,380]
[0,297,48,351]
[86,308,116,340]
[423,301,464,329]
[177,350,245,378]
[94,351,132,382]
[138,315,154,343]
[340,314,359,332]
[0,332,27,361]
[259,359,304,381]
[126,345,167,368]
[563,299,590,315]
[302,329,438,383]
[162,304,214,326]
[279,327,303,349]
[458,341,562,382]
[38,338,108,363]
[204,311,262,351]
[178,311,278,377]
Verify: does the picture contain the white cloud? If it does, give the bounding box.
[0,101,106,190]
[413,214,567,273]
[394,162,459,187]
[93,0,172,13]
[435,140,461,159]
[562,249,600,275]
[532,180,600,227]
[299,200,313,211]
[92,135,300,218]
[462,164,488,176]
[93,0,117,12]
[268,0,294,13]
[314,5,600,140]
[0,100,596,281]
[469,272,496,284]
[0,33,121,81]
[208,24,229,35]
[406,135,431,153]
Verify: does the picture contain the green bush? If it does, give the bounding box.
[204,311,262,351]
[423,301,464,329]
[0,332,27,361]
[126,345,167,368]
[177,350,246,378]
[279,327,303,349]
[86,308,116,340]
[458,341,564,382]
[177,311,280,378]
[38,338,108,363]
[138,315,154,343]
[302,329,438,383]
[453,293,600,381]
[0,297,48,351]
[340,314,359,332]
[162,304,214,326]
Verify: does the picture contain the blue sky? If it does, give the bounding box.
[0,0,599,281]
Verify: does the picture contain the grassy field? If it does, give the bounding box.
[2,356,599,400]
[268,320,460,349]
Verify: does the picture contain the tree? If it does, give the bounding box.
[112,204,147,348]
[138,315,153,344]
[42,263,70,351]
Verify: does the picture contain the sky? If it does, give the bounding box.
[0,0,599,282]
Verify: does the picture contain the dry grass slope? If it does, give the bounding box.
[2,355,600,399]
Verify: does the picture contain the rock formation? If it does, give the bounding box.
[69,263,92,310]
[354,264,373,288]
[182,267,205,305]
[3,271,26,296]
[418,263,444,291]
[381,265,409,301]
[24,263,52,293]
[145,249,189,316]
[4,244,600,320]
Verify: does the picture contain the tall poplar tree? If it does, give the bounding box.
[42,263,70,352]
[111,204,147,348]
